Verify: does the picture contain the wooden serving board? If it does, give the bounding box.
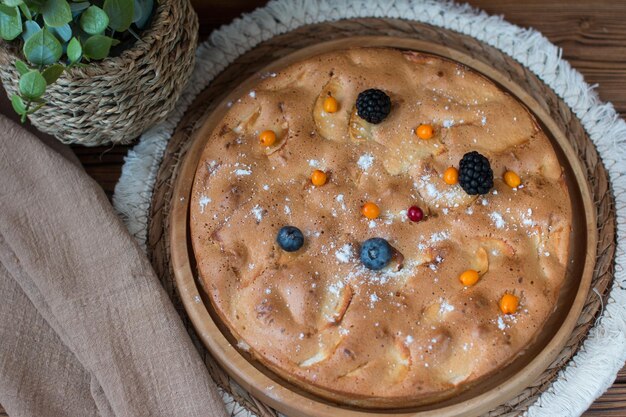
[170,38,595,416]
[154,19,615,417]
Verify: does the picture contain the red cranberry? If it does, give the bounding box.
[407,206,424,222]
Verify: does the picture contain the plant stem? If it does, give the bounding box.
[127,27,141,42]
[21,99,32,123]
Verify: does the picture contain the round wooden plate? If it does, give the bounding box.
[170,36,597,417]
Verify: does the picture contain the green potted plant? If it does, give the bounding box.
[0,0,197,145]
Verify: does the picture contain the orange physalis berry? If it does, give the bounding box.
[503,171,522,188]
[459,269,480,286]
[361,202,380,219]
[311,169,327,186]
[416,124,434,140]
[259,130,276,147]
[323,96,338,113]
[443,167,459,185]
[499,293,519,314]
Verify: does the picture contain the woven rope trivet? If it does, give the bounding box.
[113,1,626,416]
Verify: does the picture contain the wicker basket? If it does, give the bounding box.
[0,0,198,146]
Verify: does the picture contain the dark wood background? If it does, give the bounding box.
[0,1,624,415]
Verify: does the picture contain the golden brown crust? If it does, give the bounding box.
[189,48,572,407]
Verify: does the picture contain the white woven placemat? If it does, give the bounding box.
[112,1,626,416]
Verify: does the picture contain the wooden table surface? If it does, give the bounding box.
[0,1,624,415]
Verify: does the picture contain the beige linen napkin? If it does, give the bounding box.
[0,114,228,417]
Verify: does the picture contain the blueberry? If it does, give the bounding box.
[276,226,304,252]
[360,238,392,270]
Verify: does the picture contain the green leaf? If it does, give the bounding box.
[41,63,63,84]
[24,0,46,8]
[40,0,71,27]
[11,94,26,115]
[0,5,22,40]
[82,34,113,60]
[132,0,151,29]
[19,70,46,99]
[66,36,81,62]
[23,0,43,15]
[21,19,40,41]
[0,3,17,15]
[18,2,31,19]
[69,0,87,14]
[3,0,23,6]
[49,22,70,41]
[15,59,29,74]
[103,0,132,32]
[23,27,63,65]
[80,5,108,35]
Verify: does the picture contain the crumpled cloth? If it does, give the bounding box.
[0,114,228,417]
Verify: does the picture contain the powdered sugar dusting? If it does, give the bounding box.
[413,173,465,207]
[521,208,536,227]
[335,244,354,263]
[489,212,506,229]
[308,159,326,169]
[443,119,455,128]
[251,205,264,222]
[328,280,345,296]
[439,299,455,315]
[336,194,347,211]
[234,168,252,176]
[369,292,380,308]
[430,231,450,243]
[357,154,375,171]
[198,194,211,213]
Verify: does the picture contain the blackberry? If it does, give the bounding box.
[458,151,494,195]
[356,89,391,124]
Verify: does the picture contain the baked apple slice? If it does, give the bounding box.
[299,330,345,367]
[388,336,412,382]
[338,336,411,383]
[471,247,489,276]
[349,107,374,142]
[479,237,516,257]
[318,281,353,329]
